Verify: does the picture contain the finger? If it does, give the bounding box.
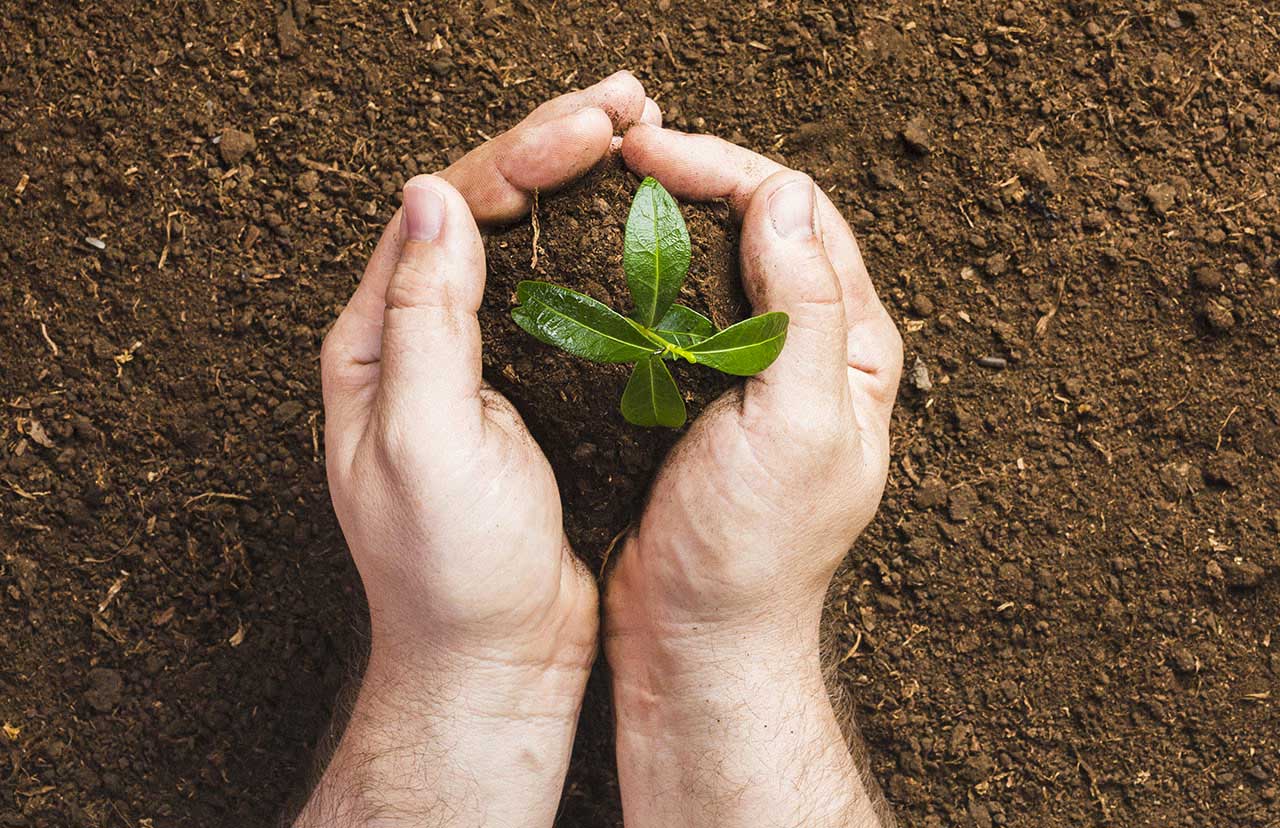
[640,96,663,127]
[436,71,643,224]
[376,175,487,436]
[321,212,405,465]
[520,69,647,131]
[621,124,784,215]
[615,97,659,153]
[442,106,615,224]
[342,104,613,358]
[622,124,898,374]
[738,171,849,418]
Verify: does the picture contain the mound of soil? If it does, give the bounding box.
[1,2,1278,827]
[482,159,745,559]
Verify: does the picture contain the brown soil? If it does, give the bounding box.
[2,2,1278,827]
[485,159,745,558]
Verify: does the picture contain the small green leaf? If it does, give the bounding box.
[512,281,660,363]
[620,354,687,428]
[624,177,691,327]
[652,304,716,348]
[686,312,789,376]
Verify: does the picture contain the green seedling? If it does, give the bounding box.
[511,177,789,428]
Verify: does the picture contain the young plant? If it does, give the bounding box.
[511,177,789,428]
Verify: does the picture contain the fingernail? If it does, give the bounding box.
[403,181,445,242]
[769,178,816,239]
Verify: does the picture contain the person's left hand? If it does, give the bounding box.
[302,72,658,827]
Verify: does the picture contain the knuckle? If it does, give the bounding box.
[319,323,350,386]
[384,260,451,311]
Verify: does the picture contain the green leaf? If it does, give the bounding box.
[624,177,691,327]
[686,312,789,376]
[652,304,716,348]
[620,354,687,428]
[511,281,660,363]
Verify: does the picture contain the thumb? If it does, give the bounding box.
[377,175,487,433]
[739,171,849,419]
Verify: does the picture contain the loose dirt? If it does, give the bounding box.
[1,2,1277,826]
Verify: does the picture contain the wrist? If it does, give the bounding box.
[604,536,826,678]
[365,611,597,724]
[297,632,592,828]
[606,606,873,828]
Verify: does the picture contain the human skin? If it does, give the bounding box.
[606,125,904,827]
[294,71,658,827]
[297,70,902,827]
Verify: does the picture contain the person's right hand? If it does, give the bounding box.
[605,126,903,827]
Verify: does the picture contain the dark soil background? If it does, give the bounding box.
[2,1,1278,827]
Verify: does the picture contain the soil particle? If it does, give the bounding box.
[968,799,993,828]
[1170,646,1198,674]
[947,485,979,522]
[277,8,305,57]
[273,400,306,425]
[1222,560,1265,589]
[1011,147,1058,191]
[910,358,933,392]
[218,128,257,166]
[1193,266,1223,290]
[1204,450,1245,487]
[914,477,948,510]
[868,160,905,191]
[1145,182,1177,216]
[910,292,935,317]
[296,170,320,194]
[983,253,1008,277]
[1201,297,1235,333]
[901,115,932,155]
[8,555,39,598]
[85,668,124,712]
[1082,210,1108,231]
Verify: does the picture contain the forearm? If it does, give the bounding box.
[609,616,885,828]
[295,640,591,828]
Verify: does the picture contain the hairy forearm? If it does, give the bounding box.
[294,642,591,828]
[610,622,886,828]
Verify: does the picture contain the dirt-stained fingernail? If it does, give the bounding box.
[402,180,445,242]
[769,178,816,239]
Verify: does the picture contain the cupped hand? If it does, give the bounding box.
[321,72,658,674]
[607,125,904,664]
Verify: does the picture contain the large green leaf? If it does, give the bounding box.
[511,281,659,364]
[652,304,716,348]
[686,312,789,376]
[623,177,691,327]
[620,354,687,428]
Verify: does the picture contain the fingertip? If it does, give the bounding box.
[401,176,446,242]
[741,170,845,343]
[763,173,819,241]
[619,122,663,174]
[399,173,476,245]
[595,69,646,128]
[497,106,613,193]
[641,96,662,127]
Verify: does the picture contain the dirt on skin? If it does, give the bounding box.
[1,2,1278,827]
